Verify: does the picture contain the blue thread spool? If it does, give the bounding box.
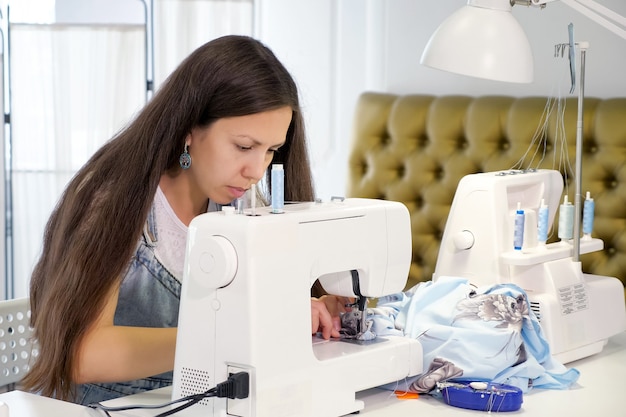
[271,164,284,214]
[582,191,595,236]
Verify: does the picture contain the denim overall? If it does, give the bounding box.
[75,205,184,405]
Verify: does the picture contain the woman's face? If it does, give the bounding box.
[187,106,292,205]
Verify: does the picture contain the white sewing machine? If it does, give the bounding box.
[433,169,626,364]
[172,198,423,417]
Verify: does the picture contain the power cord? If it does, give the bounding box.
[87,371,250,416]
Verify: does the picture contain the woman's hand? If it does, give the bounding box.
[311,295,353,340]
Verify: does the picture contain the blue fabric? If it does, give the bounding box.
[371,276,579,393]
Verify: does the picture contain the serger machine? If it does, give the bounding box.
[172,198,423,417]
[433,169,626,364]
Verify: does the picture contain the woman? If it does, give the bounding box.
[22,35,347,405]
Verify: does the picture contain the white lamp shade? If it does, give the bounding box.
[420,0,534,83]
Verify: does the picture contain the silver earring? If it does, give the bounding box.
[179,144,191,169]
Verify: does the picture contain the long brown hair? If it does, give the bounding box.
[22,35,315,400]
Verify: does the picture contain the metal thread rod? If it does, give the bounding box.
[1,3,14,300]
[573,46,587,262]
[140,0,155,102]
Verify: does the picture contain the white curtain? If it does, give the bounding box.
[10,25,145,298]
[155,0,253,85]
[7,0,253,298]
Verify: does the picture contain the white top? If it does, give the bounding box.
[152,187,223,280]
[153,186,188,281]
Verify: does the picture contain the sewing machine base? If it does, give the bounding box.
[529,279,625,364]
[309,335,423,416]
[172,336,423,417]
[514,259,626,364]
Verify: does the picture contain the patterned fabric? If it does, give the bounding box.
[369,276,580,393]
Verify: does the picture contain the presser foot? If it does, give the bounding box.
[338,336,387,346]
[339,301,377,342]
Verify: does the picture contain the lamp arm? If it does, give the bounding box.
[530,0,626,40]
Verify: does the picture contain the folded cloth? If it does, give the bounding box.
[370,276,579,393]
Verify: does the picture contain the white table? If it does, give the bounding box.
[0,389,96,416]
[2,331,625,416]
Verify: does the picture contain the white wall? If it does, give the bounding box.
[256,0,389,201]
[3,0,622,297]
[257,0,626,201]
[10,0,144,24]
[387,0,626,98]
[13,0,625,203]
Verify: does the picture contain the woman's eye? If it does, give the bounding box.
[238,145,252,151]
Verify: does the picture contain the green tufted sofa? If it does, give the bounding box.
[346,92,626,294]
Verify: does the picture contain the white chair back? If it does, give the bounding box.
[0,297,37,388]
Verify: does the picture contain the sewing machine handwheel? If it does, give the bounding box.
[189,235,238,289]
[453,230,474,250]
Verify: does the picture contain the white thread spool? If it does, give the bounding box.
[250,183,257,216]
[558,195,574,240]
[513,202,525,250]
